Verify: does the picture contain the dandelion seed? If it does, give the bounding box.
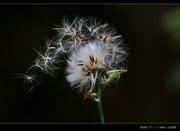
[91,54,94,62]
[108,40,113,44]
[89,61,93,67]
[86,64,91,69]
[99,35,103,39]
[54,41,67,55]
[70,37,75,45]
[82,68,88,72]
[26,78,30,85]
[95,58,97,64]
[77,64,84,66]
[104,55,106,63]
[49,47,56,50]
[78,29,82,35]
[91,22,108,36]
[103,35,108,44]
[84,72,89,77]
[76,60,83,62]
[34,52,59,77]
[89,55,93,62]
[75,35,82,42]
[53,16,76,37]
[12,73,42,91]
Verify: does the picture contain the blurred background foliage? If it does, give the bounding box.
[1,4,180,123]
[162,8,180,50]
[162,8,180,94]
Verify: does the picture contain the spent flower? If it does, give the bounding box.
[14,16,128,123]
[14,16,128,94]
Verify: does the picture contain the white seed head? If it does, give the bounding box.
[15,16,128,93]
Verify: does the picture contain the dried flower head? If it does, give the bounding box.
[14,16,128,93]
[65,17,128,93]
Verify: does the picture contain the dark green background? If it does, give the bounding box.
[1,4,180,123]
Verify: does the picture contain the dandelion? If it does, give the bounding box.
[14,16,128,123]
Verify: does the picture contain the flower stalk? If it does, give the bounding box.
[96,81,105,123]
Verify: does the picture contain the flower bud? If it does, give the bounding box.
[109,71,120,79]
[107,71,120,83]
[92,93,97,97]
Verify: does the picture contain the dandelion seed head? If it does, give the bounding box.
[15,16,128,93]
[65,38,127,92]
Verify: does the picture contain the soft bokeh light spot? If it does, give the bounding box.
[162,8,180,52]
[166,61,180,94]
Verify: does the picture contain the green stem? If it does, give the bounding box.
[96,82,105,123]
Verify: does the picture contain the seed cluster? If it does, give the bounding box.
[14,16,128,93]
